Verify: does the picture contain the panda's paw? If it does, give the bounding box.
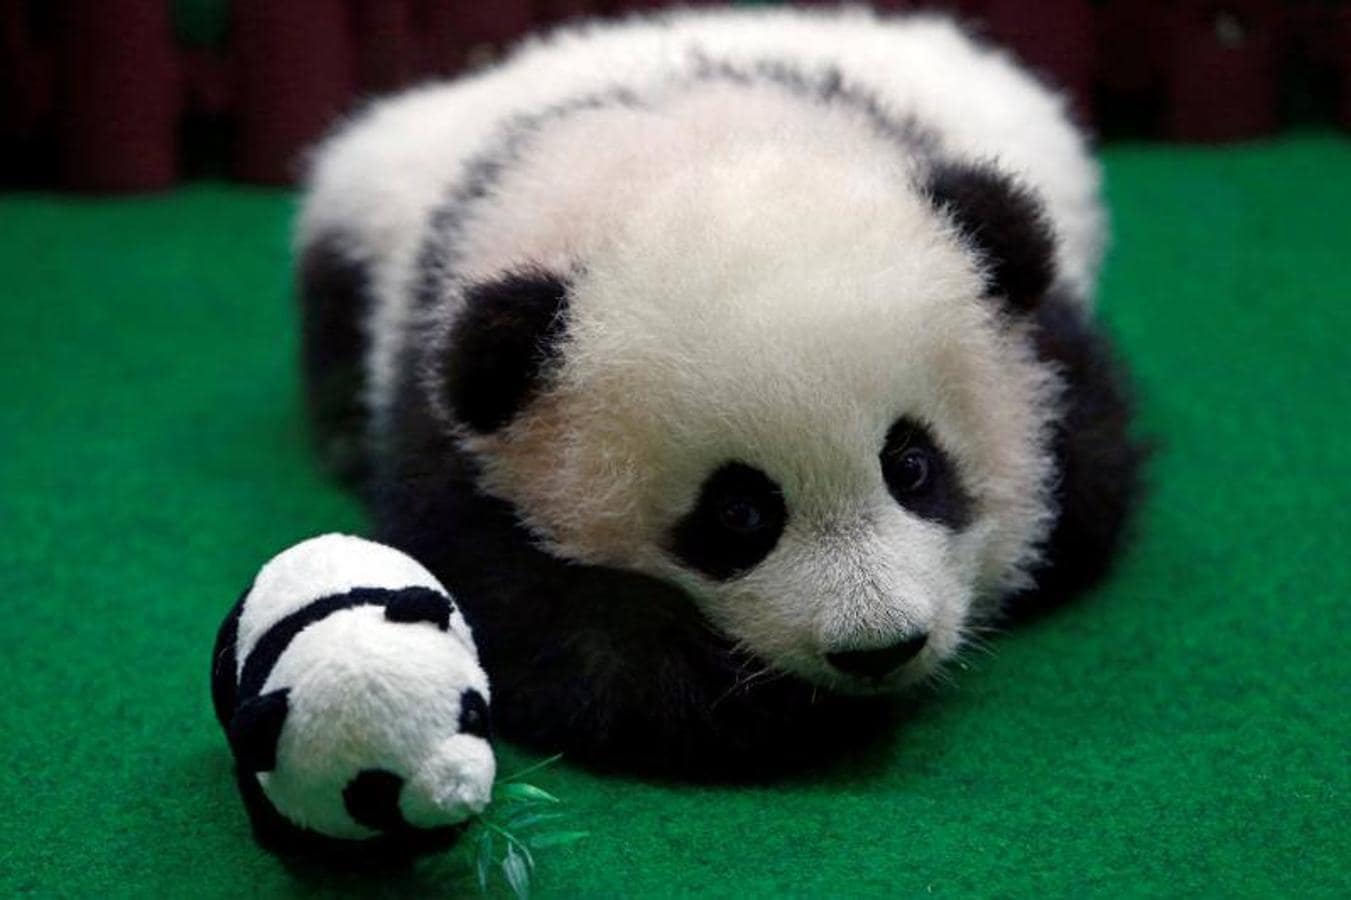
[400,734,497,828]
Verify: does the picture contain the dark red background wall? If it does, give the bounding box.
[3,0,1349,192]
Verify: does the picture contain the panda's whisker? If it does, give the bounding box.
[964,622,1009,640]
[958,632,998,658]
[924,663,958,693]
[711,662,784,709]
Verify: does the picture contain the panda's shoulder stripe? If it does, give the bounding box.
[236,586,454,701]
[413,86,644,313]
[413,55,938,320]
[685,53,938,153]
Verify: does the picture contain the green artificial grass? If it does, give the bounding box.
[2,133,1349,898]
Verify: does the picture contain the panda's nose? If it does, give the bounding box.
[826,634,928,678]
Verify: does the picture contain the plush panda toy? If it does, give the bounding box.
[294,7,1145,774]
[211,534,495,853]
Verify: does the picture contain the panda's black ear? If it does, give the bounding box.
[926,161,1057,312]
[442,269,571,433]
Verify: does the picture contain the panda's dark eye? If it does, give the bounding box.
[880,417,974,531]
[718,498,764,533]
[889,447,933,494]
[669,462,787,581]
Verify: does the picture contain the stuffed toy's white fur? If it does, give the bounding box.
[211,534,494,851]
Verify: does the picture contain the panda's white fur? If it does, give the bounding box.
[216,534,494,843]
[299,6,1101,416]
[293,7,1139,771]
[441,99,1063,684]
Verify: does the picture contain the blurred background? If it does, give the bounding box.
[4,0,1351,191]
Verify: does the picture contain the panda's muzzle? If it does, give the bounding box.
[825,633,928,679]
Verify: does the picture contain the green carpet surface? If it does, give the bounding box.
[2,134,1348,897]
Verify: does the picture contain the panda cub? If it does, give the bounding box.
[297,7,1143,774]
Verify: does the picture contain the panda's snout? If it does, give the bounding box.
[824,632,928,679]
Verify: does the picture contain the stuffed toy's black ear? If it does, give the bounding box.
[442,269,571,433]
[229,689,290,773]
[926,161,1057,312]
[383,586,455,630]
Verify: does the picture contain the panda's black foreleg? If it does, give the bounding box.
[369,423,895,778]
[298,231,373,486]
[1008,292,1149,619]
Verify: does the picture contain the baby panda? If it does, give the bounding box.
[295,7,1144,775]
[211,534,494,852]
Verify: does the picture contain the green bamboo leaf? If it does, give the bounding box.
[502,753,563,783]
[526,830,589,849]
[487,824,536,871]
[502,845,531,900]
[474,830,494,893]
[504,810,567,831]
[496,782,560,805]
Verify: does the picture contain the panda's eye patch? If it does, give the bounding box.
[881,418,973,530]
[669,462,787,581]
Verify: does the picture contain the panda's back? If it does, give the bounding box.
[298,6,1102,427]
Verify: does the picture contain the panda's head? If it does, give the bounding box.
[427,100,1063,693]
